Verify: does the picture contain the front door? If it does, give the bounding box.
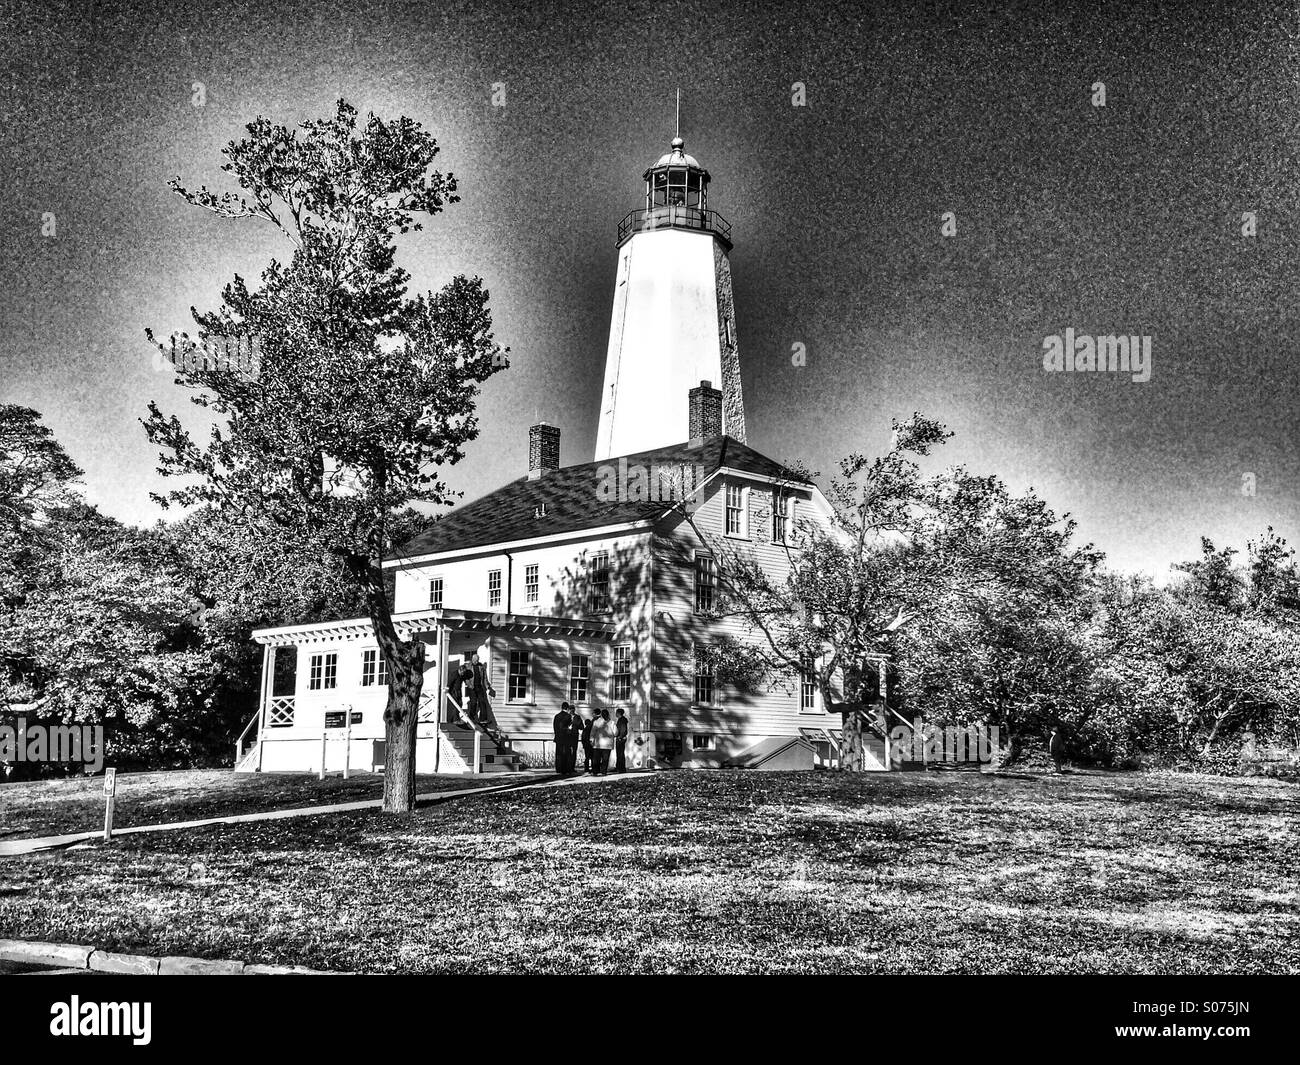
[443,654,466,723]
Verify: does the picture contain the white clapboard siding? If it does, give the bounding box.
[650,473,837,738]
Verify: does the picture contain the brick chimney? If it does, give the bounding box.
[528,423,561,479]
[688,381,724,445]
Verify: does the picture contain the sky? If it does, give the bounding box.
[2,0,1298,579]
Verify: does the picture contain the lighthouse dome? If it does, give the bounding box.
[652,136,701,169]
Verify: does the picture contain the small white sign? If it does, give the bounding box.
[103,768,116,795]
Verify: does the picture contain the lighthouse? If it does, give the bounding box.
[594,135,747,459]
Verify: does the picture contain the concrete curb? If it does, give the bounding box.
[0,939,92,969]
[0,938,335,975]
[89,949,160,975]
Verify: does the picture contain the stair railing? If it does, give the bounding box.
[443,692,483,774]
[234,708,261,768]
[885,706,917,768]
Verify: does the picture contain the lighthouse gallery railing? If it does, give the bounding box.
[617,206,732,245]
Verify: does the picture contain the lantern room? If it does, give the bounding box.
[644,137,709,210]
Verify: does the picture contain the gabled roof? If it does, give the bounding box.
[389,436,812,564]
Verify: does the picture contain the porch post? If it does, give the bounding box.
[435,623,448,773]
[258,646,272,726]
[257,645,272,772]
[880,657,889,770]
[343,714,351,780]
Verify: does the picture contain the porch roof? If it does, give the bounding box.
[251,607,617,647]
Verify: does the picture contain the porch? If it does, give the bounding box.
[237,608,617,776]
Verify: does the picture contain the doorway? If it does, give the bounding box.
[442,653,466,724]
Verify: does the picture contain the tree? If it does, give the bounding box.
[0,405,83,527]
[1072,573,1300,764]
[897,593,1096,760]
[692,416,945,767]
[1173,536,1244,609]
[143,101,506,812]
[1141,594,1300,756]
[699,414,1100,768]
[9,507,211,769]
[1,404,86,723]
[1,408,220,775]
[1246,526,1300,617]
[0,404,83,612]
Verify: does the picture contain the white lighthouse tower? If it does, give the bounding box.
[594,134,747,459]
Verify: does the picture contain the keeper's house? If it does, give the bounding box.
[238,132,863,775]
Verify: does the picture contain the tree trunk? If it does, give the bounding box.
[382,639,424,814]
[824,667,873,773]
[1201,706,1235,757]
[841,707,869,771]
[346,550,425,814]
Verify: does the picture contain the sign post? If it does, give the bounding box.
[102,768,117,842]
[343,714,352,780]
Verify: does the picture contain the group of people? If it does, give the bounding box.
[552,703,629,776]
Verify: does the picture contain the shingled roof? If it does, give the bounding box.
[388,436,810,563]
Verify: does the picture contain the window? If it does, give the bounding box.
[309,652,338,691]
[725,485,745,537]
[488,569,502,609]
[693,650,715,706]
[800,656,817,712]
[508,650,531,702]
[650,169,668,207]
[611,645,632,702]
[569,653,590,705]
[587,551,610,613]
[695,553,715,613]
[525,563,539,603]
[648,166,702,210]
[428,577,443,610]
[692,733,715,751]
[771,491,790,544]
[361,648,388,688]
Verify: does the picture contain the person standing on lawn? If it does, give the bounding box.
[580,707,596,773]
[614,708,629,773]
[561,707,582,775]
[592,707,616,775]
[1049,722,1067,773]
[553,702,573,775]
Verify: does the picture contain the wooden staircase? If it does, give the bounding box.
[436,689,527,774]
[802,720,890,771]
[439,723,526,774]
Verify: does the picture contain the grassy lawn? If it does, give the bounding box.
[0,768,1296,974]
[0,769,506,839]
